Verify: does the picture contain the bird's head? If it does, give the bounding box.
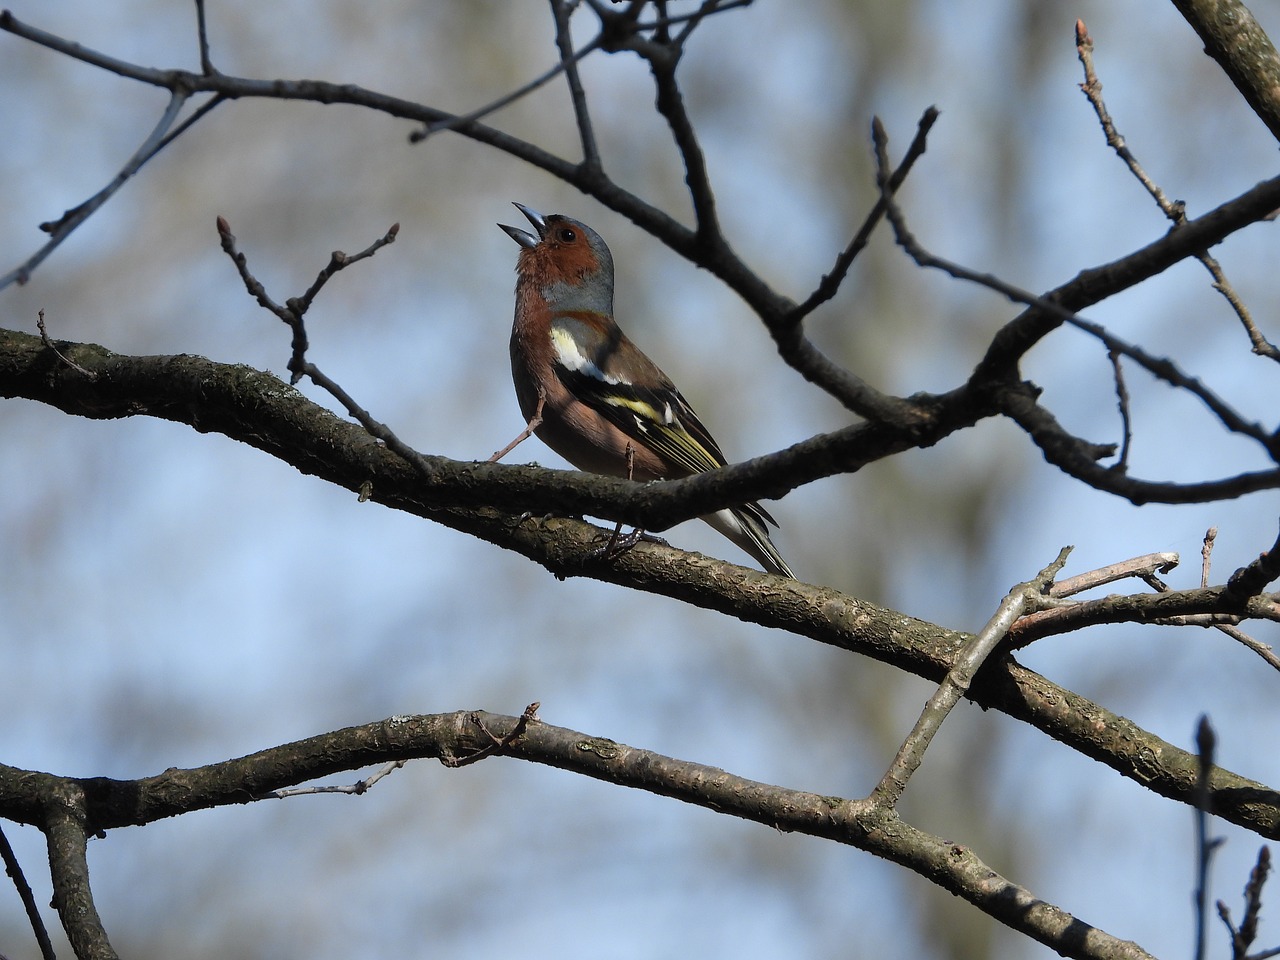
[499,202,614,312]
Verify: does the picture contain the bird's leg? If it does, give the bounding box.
[615,444,649,548]
[488,386,546,462]
[587,443,649,562]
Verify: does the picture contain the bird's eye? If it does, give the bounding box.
[557,227,577,243]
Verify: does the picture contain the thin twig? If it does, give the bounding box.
[411,36,604,142]
[632,0,753,33]
[1208,258,1280,362]
[292,223,400,317]
[1195,715,1219,960]
[194,0,216,74]
[1233,845,1270,958]
[271,760,406,798]
[998,387,1280,506]
[1140,571,1280,671]
[1,89,189,289]
[670,0,733,46]
[551,0,602,170]
[0,824,56,960]
[787,107,940,325]
[0,10,179,84]
[1065,312,1274,450]
[36,309,96,379]
[1011,546,1280,669]
[640,20,719,238]
[1049,551,1179,597]
[1076,20,1178,214]
[441,702,541,769]
[1076,17,1280,363]
[869,119,1277,459]
[1203,527,1218,588]
[216,216,440,485]
[1107,347,1132,472]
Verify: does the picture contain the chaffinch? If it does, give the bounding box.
[498,202,795,578]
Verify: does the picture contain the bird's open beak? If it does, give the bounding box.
[498,201,546,249]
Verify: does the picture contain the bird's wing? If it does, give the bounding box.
[549,314,780,530]
[549,313,730,475]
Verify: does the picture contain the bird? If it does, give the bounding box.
[497,201,795,578]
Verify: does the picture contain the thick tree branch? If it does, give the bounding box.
[3,333,1278,843]
[997,385,1280,505]
[1170,0,1280,144]
[973,173,1280,381]
[1,712,1156,959]
[43,788,118,960]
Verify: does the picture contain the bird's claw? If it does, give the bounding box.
[584,525,650,564]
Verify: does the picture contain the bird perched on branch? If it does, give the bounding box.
[496,202,795,578]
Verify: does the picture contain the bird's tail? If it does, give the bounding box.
[703,506,796,579]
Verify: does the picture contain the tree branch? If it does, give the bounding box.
[0,824,55,960]
[43,788,118,960]
[874,549,1071,805]
[2,711,1156,960]
[1169,0,1280,144]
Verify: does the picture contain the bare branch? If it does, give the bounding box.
[632,0,754,33]
[1212,260,1280,361]
[440,702,542,768]
[1237,845,1271,957]
[1009,579,1280,650]
[871,117,1280,451]
[788,107,940,325]
[1203,527,1218,588]
[1227,522,1280,598]
[44,795,118,960]
[0,824,56,960]
[1064,312,1274,452]
[636,22,720,238]
[551,0,602,170]
[3,712,1159,959]
[489,387,546,462]
[1195,715,1218,960]
[1077,17,1280,363]
[271,760,406,798]
[1137,571,1280,672]
[997,385,1280,506]
[873,548,1071,806]
[1049,552,1180,597]
[0,88,191,289]
[194,0,216,74]
[0,10,176,85]
[412,36,604,142]
[36,310,95,379]
[1108,348,1133,472]
[1076,20,1180,216]
[216,217,440,485]
[1169,0,1280,144]
[1019,544,1280,671]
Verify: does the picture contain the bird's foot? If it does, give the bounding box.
[584,525,666,564]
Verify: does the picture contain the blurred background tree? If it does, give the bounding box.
[2,2,1279,958]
